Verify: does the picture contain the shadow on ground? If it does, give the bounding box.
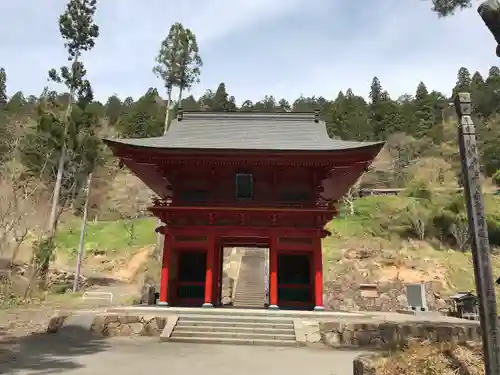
[0,326,110,374]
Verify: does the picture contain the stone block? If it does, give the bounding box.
[160,315,179,341]
[353,354,377,375]
[47,314,69,333]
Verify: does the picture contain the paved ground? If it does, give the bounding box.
[0,333,365,375]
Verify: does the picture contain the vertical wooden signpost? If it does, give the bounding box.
[454,92,500,375]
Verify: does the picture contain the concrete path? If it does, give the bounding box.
[0,333,365,375]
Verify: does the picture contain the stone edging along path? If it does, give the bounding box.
[47,312,482,350]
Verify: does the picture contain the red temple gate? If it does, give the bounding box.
[104,112,383,310]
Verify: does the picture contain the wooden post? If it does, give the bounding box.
[269,235,279,309]
[455,92,500,375]
[159,229,171,306]
[203,234,215,307]
[313,238,324,311]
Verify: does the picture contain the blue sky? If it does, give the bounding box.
[0,0,498,104]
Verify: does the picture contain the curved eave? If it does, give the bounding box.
[103,137,385,155]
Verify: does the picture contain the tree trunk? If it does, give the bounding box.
[164,87,173,135]
[48,91,74,237]
[177,86,184,106]
[48,143,67,236]
[73,172,92,293]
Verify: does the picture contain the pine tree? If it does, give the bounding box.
[240,100,254,112]
[123,97,134,107]
[369,77,383,104]
[277,99,291,112]
[453,67,472,96]
[5,91,26,112]
[415,82,429,102]
[0,68,7,106]
[413,82,436,138]
[105,95,122,125]
[470,71,489,117]
[430,0,472,17]
[118,89,164,137]
[212,83,230,112]
[180,95,200,111]
[328,89,371,140]
[153,22,203,133]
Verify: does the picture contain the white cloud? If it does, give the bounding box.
[1,0,499,103]
[294,1,498,101]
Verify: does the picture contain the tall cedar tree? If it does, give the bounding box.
[153,22,203,134]
[46,0,99,238]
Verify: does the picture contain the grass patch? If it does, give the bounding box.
[55,217,157,257]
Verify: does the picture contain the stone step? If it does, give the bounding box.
[176,320,294,329]
[233,299,265,302]
[237,283,266,291]
[234,284,265,288]
[241,258,266,261]
[174,325,294,335]
[234,293,266,298]
[179,314,293,324]
[171,330,295,341]
[233,298,265,302]
[233,299,266,304]
[166,336,298,347]
[234,288,265,292]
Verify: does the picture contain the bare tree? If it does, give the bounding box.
[403,200,431,241]
[341,174,364,216]
[0,136,50,263]
[450,219,470,251]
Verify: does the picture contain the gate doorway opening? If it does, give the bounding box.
[219,241,269,309]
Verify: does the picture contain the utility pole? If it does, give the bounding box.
[454,92,500,375]
[73,172,92,292]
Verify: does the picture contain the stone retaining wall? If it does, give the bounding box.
[294,319,481,350]
[48,312,482,351]
[48,313,168,337]
[91,314,167,337]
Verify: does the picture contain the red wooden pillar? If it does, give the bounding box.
[159,229,171,306]
[203,234,215,307]
[313,238,324,311]
[269,235,279,309]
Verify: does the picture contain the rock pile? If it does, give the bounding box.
[46,269,90,290]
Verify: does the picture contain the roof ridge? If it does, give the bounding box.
[180,111,317,122]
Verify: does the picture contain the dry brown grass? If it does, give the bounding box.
[374,342,484,375]
[450,343,484,375]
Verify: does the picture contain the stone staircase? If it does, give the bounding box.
[167,311,296,346]
[165,249,296,347]
[233,251,267,308]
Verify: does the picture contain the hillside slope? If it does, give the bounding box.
[323,195,500,311]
